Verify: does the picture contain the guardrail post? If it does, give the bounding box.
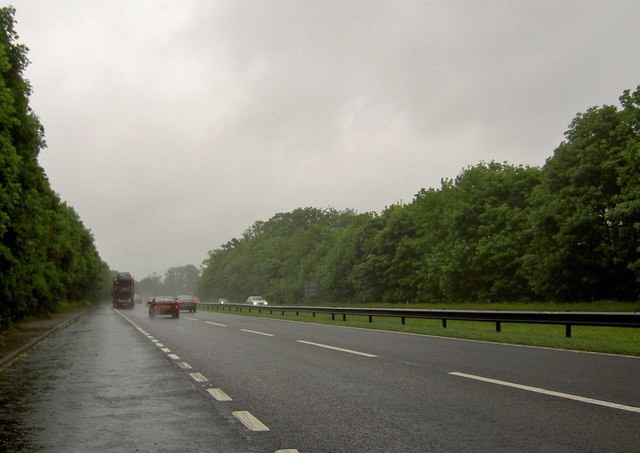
[343,314,347,321]
[369,315,373,323]
[332,313,335,321]
[442,319,447,328]
[313,312,316,318]
[402,317,405,325]
[496,322,501,332]
[566,324,572,338]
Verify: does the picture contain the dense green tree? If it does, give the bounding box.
[436,162,542,302]
[524,86,640,301]
[0,7,106,329]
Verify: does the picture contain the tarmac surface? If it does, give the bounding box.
[0,304,264,452]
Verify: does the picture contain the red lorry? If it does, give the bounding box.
[112,272,135,309]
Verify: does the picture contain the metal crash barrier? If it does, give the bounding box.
[198,303,640,338]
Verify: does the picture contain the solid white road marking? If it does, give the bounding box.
[190,372,208,382]
[275,450,300,453]
[232,411,270,431]
[449,372,640,413]
[205,321,227,327]
[167,354,180,360]
[241,329,274,337]
[207,388,232,401]
[297,340,377,358]
[177,362,192,369]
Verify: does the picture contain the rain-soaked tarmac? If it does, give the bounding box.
[0,305,260,452]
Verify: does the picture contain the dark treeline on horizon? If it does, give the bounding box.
[198,85,640,305]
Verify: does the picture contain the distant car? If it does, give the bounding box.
[246,296,268,306]
[148,296,180,319]
[176,295,199,313]
[218,298,229,304]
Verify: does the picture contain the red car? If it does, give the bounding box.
[148,296,180,319]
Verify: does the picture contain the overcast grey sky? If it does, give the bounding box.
[9,0,640,279]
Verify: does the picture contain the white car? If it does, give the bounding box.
[246,296,268,306]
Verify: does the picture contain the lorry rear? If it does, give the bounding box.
[112,272,135,309]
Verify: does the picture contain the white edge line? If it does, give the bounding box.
[241,329,274,337]
[449,372,640,413]
[232,411,269,431]
[297,340,377,357]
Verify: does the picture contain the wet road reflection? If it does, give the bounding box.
[0,305,262,452]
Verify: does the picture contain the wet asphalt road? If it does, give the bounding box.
[0,304,271,452]
[2,302,640,452]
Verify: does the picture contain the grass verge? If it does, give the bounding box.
[200,303,640,357]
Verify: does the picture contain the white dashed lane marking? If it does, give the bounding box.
[207,388,232,401]
[190,372,209,383]
[450,372,640,413]
[205,321,227,327]
[232,411,270,432]
[241,329,274,337]
[177,362,192,369]
[297,340,377,358]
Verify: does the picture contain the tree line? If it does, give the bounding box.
[136,265,201,297]
[0,7,108,329]
[198,85,640,305]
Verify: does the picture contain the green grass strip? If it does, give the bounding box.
[201,304,640,356]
